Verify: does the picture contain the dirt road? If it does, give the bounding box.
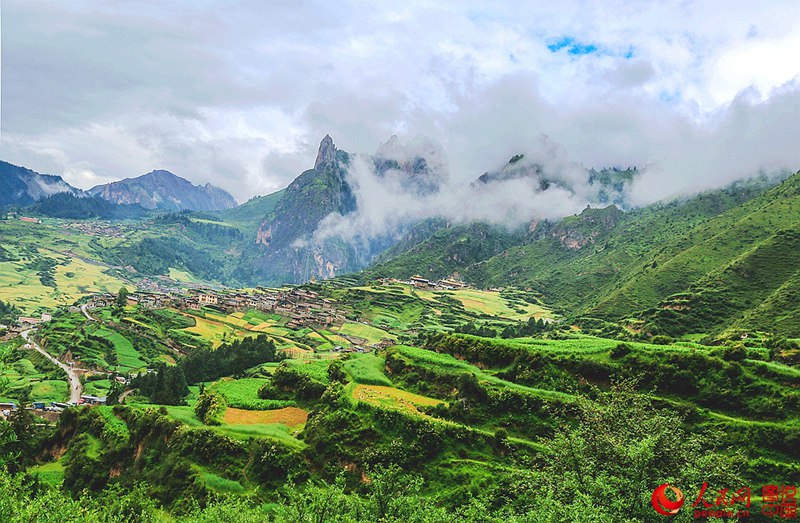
[21,329,83,403]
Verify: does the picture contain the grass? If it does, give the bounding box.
[30,460,64,487]
[209,377,296,410]
[194,465,247,494]
[284,360,331,384]
[395,345,574,401]
[92,327,146,371]
[343,354,392,386]
[30,380,68,403]
[164,406,203,426]
[94,406,130,443]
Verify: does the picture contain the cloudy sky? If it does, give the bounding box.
[2,0,800,203]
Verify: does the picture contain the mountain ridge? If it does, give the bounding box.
[89,169,237,211]
[0,160,83,206]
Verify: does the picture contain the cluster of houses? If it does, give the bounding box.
[87,287,347,329]
[61,221,127,238]
[1,313,53,336]
[400,275,469,290]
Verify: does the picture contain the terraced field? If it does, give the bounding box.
[222,406,308,427]
[352,384,443,414]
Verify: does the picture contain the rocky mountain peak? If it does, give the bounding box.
[314,134,337,170]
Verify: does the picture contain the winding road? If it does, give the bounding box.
[21,329,83,404]
[80,304,95,322]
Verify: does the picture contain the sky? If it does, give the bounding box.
[2,0,800,205]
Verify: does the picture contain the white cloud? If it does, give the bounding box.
[1,0,799,208]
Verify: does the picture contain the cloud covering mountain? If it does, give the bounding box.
[2,1,799,208]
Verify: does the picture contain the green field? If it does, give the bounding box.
[342,353,392,386]
[92,327,146,371]
[209,377,296,410]
[334,322,396,343]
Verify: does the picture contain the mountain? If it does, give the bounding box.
[89,170,237,211]
[368,172,800,338]
[0,160,82,206]
[245,135,447,284]
[248,135,360,284]
[27,192,149,220]
[216,189,285,238]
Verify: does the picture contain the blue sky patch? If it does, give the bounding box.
[547,37,635,59]
[547,36,599,55]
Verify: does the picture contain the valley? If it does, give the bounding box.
[1,158,799,522]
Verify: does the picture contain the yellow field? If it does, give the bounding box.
[416,287,551,321]
[352,384,443,415]
[177,312,245,348]
[222,407,308,427]
[0,255,126,312]
[335,322,397,343]
[168,268,203,284]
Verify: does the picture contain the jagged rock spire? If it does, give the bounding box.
[314,134,336,170]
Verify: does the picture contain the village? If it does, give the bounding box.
[1,276,473,418]
[86,286,348,330]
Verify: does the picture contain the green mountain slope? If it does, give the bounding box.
[372,173,800,337]
[590,174,800,319]
[370,221,527,280]
[216,189,285,238]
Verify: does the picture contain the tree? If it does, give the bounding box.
[115,287,129,308]
[106,379,123,406]
[327,360,348,383]
[528,379,743,522]
[195,390,226,425]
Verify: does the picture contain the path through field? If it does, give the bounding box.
[21,329,83,403]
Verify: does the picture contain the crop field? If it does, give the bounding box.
[222,406,308,427]
[177,311,244,348]
[394,344,575,400]
[213,422,305,447]
[451,289,551,320]
[343,353,392,386]
[0,223,126,311]
[284,359,331,383]
[334,322,396,343]
[167,268,204,284]
[91,327,146,371]
[352,384,443,415]
[209,377,296,410]
[84,379,112,397]
[0,341,68,403]
[30,380,69,402]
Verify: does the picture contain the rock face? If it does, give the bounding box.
[89,170,237,211]
[546,205,623,250]
[314,134,337,170]
[251,136,359,284]
[0,161,82,206]
[373,135,447,195]
[248,134,451,285]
